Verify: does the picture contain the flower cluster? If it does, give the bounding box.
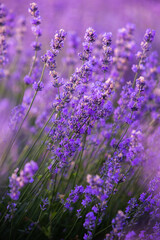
[111,23,135,83]
[132,28,155,73]
[28,2,42,51]
[0,3,8,78]
[42,29,67,89]
[79,27,97,62]
[9,160,38,200]
[101,32,113,72]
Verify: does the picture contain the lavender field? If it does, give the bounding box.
[0,1,160,239]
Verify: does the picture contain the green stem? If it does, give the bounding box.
[94,224,112,237]
[0,64,46,167]
[19,109,55,169]
[64,217,79,240]
[72,132,87,188]
[28,46,38,77]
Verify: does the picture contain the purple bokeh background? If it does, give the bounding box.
[4,0,160,48]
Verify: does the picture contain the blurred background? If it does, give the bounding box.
[4,0,160,49]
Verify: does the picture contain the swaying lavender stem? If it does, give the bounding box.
[64,209,85,240]
[28,36,38,77]
[94,223,112,237]
[72,132,87,188]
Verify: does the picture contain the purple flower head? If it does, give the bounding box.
[28,3,39,17]
[79,41,93,61]
[24,160,38,174]
[31,16,41,26]
[102,32,112,47]
[117,27,128,39]
[33,81,44,91]
[50,29,67,51]
[83,231,92,240]
[9,105,26,130]
[132,64,138,73]
[24,75,33,85]
[31,41,42,51]
[6,10,15,37]
[5,203,17,221]
[0,4,9,68]
[42,50,57,70]
[141,29,155,54]
[49,70,64,88]
[111,23,135,82]
[64,186,84,210]
[77,60,93,83]
[20,160,38,184]
[9,168,21,201]
[139,192,146,202]
[144,29,156,43]
[125,231,136,240]
[92,205,99,214]
[9,161,38,200]
[101,33,113,72]
[87,174,104,187]
[136,76,145,92]
[84,27,97,43]
[31,26,42,37]
[112,210,126,238]
[29,2,42,53]
[83,211,96,231]
[0,69,5,78]
[125,198,138,216]
[0,3,8,22]
[83,41,93,54]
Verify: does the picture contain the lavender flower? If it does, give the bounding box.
[29,2,42,52]
[83,211,96,239]
[65,31,80,67]
[9,105,26,130]
[111,23,135,83]
[50,29,67,51]
[84,27,97,43]
[133,29,155,73]
[33,80,44,91]
[42,29,66,89]
[101,32,113,72]
[79,28,97,61]
[9,161,38,200]
[0,3,8,74]
[28,3,39,17]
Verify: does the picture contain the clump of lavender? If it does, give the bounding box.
[111,23,135,84]
[64,31,80,68]
[0,3,8,78]
[0,2,160,240]
[79,27,97,61]
[132,29,155,78]
[23,2,42,86]
[101,32,113,72]
[42,28,67,89]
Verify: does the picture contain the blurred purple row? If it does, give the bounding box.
[4,0,160,48]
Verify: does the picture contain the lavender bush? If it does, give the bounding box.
[0,2,160,240]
